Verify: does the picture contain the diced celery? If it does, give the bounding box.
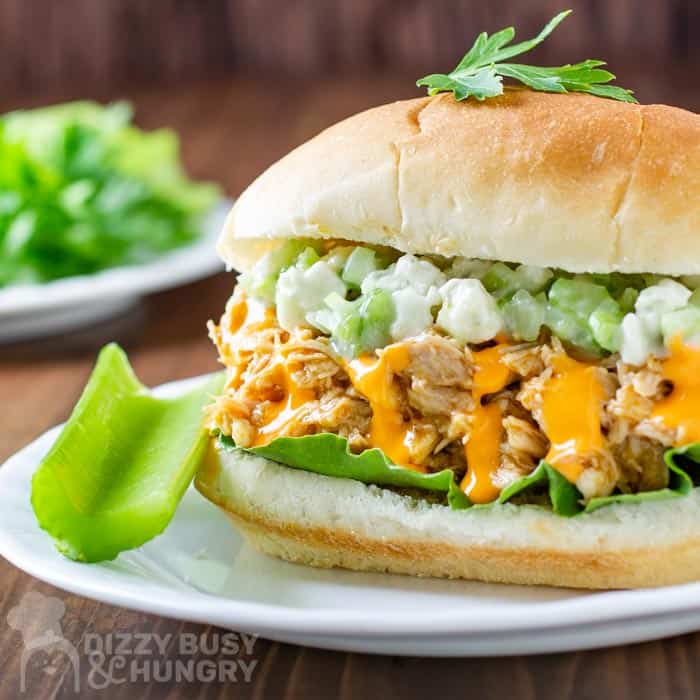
[661,306,700,345]
[307,292,358,337]
[445,258,492,280]
[634,279,691,337]
[618,279,691,365]
[514,265,553,294]
[618,287,639,313]
[342,247,382,287]
[548,278,610,321]
[330,289,394,357]
[363,287,394,323]
[589,298,624,352]
[305,308,339,335]
[359,288,395,350]
[482,262,552,300]
[362,254,445,299]
[332,313,364,358]
[323,246,354,272]
[324,290,356,317]
[545,305,600,355]
[502,290,545,341]
[545,278,612,353]
[276,260,346,331]
[244,240,308,303]
[296,246,321,269]
[481,262,519,298]
[581,272,646,297]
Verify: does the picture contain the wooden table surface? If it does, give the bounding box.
[2,71,700,699]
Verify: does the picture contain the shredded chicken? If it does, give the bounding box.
[208,289,365,448]
[573,449,620,501]
[501,344,546,379]
[606,359,677,447]
[515,338,622,498]
[613,436,669,493]
[492,415,549,489]
[308,390,372,451]
[399,334,473,418]
[209,287,683,502]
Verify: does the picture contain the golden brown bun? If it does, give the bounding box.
[195,446,700,590]
[219,90,700,275]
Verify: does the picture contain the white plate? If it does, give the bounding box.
[3,376,700,657]
[0,200,230,342]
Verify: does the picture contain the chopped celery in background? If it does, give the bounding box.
[0,101,219,286]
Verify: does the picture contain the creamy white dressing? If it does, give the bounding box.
[247,242,700,365]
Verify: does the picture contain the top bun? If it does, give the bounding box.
[219,90,700,275]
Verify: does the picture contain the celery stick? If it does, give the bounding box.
[31,344,224,563]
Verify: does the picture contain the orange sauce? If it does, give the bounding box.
[461,345,515,503]
[345,345,425,472]
[462,402,504,502]
[252,363,315,446]
[227,297,249,334]
[652,336,700,444]
[541,355,605,482]
[471,345,515,399]
[226,296,277,337]
[219,294,315,443]
[221,295,277,390]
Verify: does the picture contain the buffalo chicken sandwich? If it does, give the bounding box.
[28,12,700,589]
[195,87,700,589]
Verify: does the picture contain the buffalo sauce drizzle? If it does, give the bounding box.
[252,363,316,446]
[345,345,426,472]
[651,336,700,444]
[220,295,277,390]
[221,294,315,444]
[460,344,515,503]
[540,354,605,482]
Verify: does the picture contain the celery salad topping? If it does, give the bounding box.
[238,240,700,364]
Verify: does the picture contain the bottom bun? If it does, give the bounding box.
[194,444,700,589]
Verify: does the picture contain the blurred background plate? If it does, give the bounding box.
[0,199,230,343]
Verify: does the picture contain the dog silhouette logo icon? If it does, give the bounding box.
[7,591,80,693]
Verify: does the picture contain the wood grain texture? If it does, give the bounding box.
[0,0,698,95]
[2,73,700,698]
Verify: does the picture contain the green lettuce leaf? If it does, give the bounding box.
[584,442,697,513]
[497,462,581,516]
[31,344,224,562]
[497,444,700,515]
[220,433,700,517]
[218,432,470,508]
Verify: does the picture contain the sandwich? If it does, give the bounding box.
[195,61,700,591]
[28,12,700,589]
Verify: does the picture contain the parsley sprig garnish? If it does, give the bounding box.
[417,10,637,104]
